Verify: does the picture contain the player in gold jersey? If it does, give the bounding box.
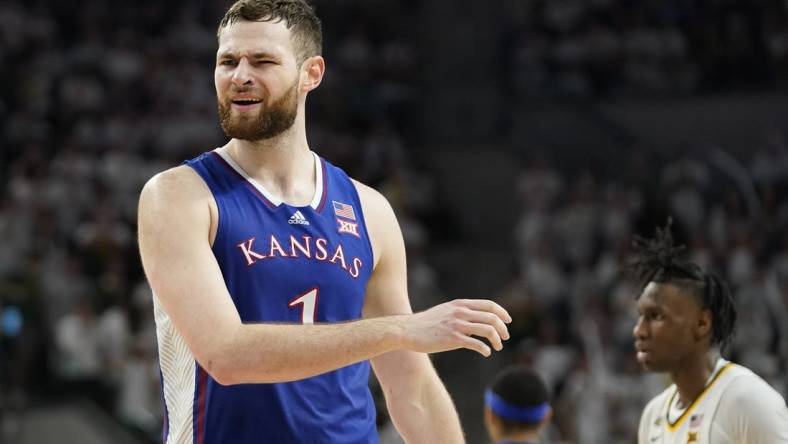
[631,222,788,444]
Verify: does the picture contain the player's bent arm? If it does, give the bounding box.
[138,166,244,381]
[139,169,510,386]
[357,181,477,444]
[139,167,400,384]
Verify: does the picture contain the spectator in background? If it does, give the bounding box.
[52,296,115,411]
[484,365,552,444]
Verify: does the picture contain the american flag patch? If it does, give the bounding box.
[333,201,356,220]
[689,413,704,429]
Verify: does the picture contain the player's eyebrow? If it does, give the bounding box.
[250,51,279,59]
[636,298,658,313]
[217,51,279,60]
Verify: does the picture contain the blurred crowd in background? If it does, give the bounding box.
[1,0,787,443]
[499,140,788,442]
[499,0,788,98]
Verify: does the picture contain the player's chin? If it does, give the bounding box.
[226,116,257,130]
[637,361,654,372]
[229,107,261,119]
[636,351,659,371]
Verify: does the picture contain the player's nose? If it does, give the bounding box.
[632,316,647,339]
[231,58,253,86]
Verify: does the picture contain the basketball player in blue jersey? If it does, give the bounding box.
[137,1,512,443]
[631,223,788,444]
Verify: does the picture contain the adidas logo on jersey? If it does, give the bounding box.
[288,211,310,225]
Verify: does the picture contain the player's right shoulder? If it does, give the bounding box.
[140,165,210,205]
[642,391,665,414]
[641,386,672,418]
[138,165,214,234]
[638,389,670,443]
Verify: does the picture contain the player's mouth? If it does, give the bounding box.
[635,343,652,363]
[231,98,263,111]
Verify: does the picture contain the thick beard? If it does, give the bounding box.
[218,79,299,142]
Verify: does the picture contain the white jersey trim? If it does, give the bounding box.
[154,291,197,444]
[666,358,729,424]
[308,152,324,209]
[215,148,325,210]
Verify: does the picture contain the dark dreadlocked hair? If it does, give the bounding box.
[630,219,737,353]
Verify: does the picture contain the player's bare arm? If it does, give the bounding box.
[357,179,472,443]
[138,166,511,386]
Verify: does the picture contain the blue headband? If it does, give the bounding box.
[484,390,549,423]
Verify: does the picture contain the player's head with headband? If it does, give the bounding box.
[631,219,737,373]
[484,365,552,443]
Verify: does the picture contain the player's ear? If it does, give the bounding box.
[299,55,324,93]
[695,308,712,340]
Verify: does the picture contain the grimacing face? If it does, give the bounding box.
[215,20,302,141]
[632,282,706,373]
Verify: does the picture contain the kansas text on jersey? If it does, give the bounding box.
[154,148,377,444]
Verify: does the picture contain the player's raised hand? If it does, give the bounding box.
[401,299,512,357]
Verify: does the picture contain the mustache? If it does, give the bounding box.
[229,84,253,93]
[227,86,266,96]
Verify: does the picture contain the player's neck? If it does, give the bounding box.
[671,352,718,408]
[224,123,315,205]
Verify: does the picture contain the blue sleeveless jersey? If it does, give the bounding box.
[177,149,377,444]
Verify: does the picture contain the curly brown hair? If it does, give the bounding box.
[217,0,322,63]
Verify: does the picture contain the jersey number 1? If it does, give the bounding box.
[288,287,318,324]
